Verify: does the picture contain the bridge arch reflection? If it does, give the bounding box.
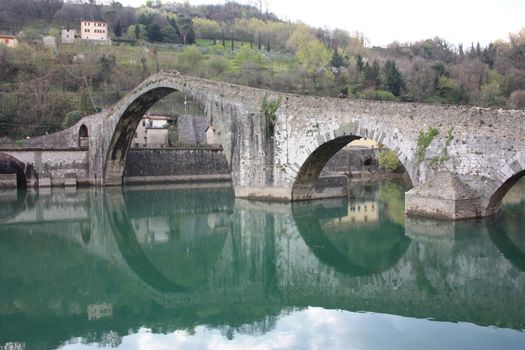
[104,186,233,293]
[292,181,411,276]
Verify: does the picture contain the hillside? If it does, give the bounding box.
[0,0,524,139]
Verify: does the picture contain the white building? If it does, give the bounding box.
[61,28,76,44]
[132,113,175,147]
[80,20,108,41]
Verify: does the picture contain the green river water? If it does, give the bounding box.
[0,179,524,349]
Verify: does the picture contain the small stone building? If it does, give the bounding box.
[0,34,18,48]
[61,28,77,44]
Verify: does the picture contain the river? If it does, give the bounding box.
[0,179,524,349]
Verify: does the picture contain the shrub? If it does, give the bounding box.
[507,90,525,109]
[362,89,398,101]
[261,95,282,139]
[378,149,403,172]
[416,127,439,164]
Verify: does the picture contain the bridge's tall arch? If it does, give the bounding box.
[290,123,416,201]
[104,87,177,185]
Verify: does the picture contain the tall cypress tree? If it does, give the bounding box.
[134,24,141,40]
[114,19,122,39]
[383,59,405,96]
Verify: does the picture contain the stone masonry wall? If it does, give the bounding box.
[123,147,231,182]
[177,115,208,144]
[323,148,379,173]
[0,149,89,186]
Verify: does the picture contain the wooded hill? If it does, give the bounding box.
[0,0,524,139]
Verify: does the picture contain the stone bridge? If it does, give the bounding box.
[2,72,525,219]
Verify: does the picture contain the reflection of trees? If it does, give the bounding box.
[378,180,408,226]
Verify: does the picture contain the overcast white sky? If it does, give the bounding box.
[115,0,524,47]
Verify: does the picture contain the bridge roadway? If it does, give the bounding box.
[0,73,524,219]
[0,187,524,348]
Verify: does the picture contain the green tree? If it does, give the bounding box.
[296,39,331,90]
[95,54,116,86]
[437,76,462,104]
[363,59,381,89]
[177,46,204,75]
[161,25,180,43]
[114,19,123,39]
[178,16,194,45]
[79,91,96,116]
[135,23,141,40]
[355,54,365,72]
[330,49,347,68]
[207,56,230,77]
[232,46,268,86]
[378,149,403,172]
[383,59,404,96]
[480,70,506,107]
[146,23,162,42]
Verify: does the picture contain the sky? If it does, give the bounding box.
[114,0,525,47]
[61,308,525,350]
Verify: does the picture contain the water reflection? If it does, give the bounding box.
[292,180,412,276]
[488,177,525,271]
[0,180,524,349]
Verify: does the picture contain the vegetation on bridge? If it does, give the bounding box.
[416,127,439,165]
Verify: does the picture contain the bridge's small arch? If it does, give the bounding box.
[486,153,525,215]
[291,129,414,201]
[0,152,30,188]
[78,124,89,148]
